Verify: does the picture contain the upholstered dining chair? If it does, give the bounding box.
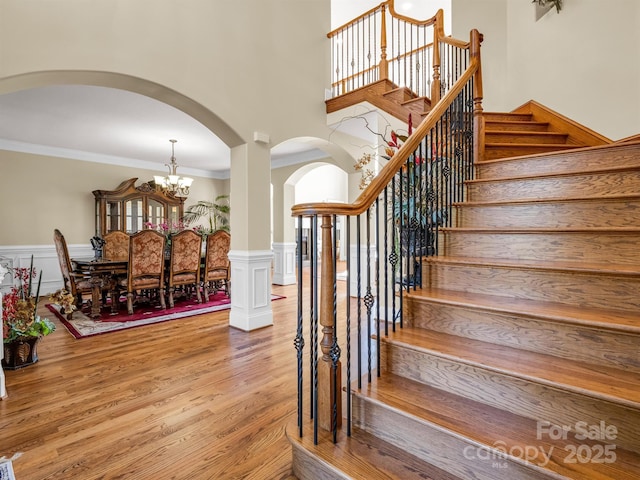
[102,230,130,261]
[120,229,166,315]
[202,230,231,301]
[53,228,93,318]
[166,229,203,308]
[102,230,130,308]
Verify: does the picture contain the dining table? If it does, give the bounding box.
[71,257,128,318]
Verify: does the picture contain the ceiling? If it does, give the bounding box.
[0,84,326,179]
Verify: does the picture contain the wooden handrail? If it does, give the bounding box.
[293,37,481,218]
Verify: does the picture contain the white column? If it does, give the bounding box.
[228,141,274,331]
[272,242,297,285]
[228,250,274,331]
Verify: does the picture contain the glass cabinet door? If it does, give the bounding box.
[106,201,121,233]
[167,205,180,226]
[125,198,144,233]
[148,199,165,227]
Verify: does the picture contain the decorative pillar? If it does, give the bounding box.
[228,250,274,331]
[228,141,274,331]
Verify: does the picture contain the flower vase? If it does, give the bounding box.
[2,337,41,370]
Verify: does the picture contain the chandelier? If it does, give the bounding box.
[154,139,193,197]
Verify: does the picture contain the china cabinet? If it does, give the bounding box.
[93,178,184,236]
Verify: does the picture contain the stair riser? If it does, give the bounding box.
[382,343,640,453]
[426,262,640,312]
[485,132,568,145]
[405,299,640,373]
[456,200,640,228]
[351,398,551,480]
[441,231,640,265]
[467,170,640,202]
[485,122,549,132]
[291,444,349,480]
[476,144,640,179]
[402,99,430,114]
[484,145,576,160]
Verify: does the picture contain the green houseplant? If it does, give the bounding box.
[2,258,57,369]
[182,195,230,234]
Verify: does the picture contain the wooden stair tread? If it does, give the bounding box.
[356,374,640,479]
[485,120,549,127]
[407,287,640,334]
[442,226,640,233]
[486,131,568,138]
[454,194,640,207]
[468,164,640,183]
[287,417,462,480]
[383,327,640,408]
[485,142,579,148]
[425,255,640,276]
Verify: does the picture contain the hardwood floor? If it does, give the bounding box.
[0,282,303,479]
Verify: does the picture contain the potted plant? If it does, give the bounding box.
[182,195,230,234]
[2,258,56,370]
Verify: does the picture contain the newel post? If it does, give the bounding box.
[471,29,484,163]
[379,3,389,81]
[318,215,342,433]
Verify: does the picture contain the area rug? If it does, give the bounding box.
[46,292,284,339]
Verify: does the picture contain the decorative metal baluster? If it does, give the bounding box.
[356,214,362,389]
[310,214,319,444]
[364,207,374,383]
[345,217,352,437]
[330,215,340,443]
[374,197,381,378]
[295,215,305,437]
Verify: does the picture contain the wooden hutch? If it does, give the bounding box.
[93,178,185,236]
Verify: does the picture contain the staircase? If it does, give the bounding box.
[289,112,640,477]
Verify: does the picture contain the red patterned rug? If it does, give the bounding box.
[46,292,284,339]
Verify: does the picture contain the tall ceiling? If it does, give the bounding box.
[0,84,321,179]
[0,2,426,179]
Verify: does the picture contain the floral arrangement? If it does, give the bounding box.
[2,259,56,344]
[354,116,411,190]
[144,220,187,237]
[48,289,77,316]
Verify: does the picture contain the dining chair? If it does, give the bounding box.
[166,229,203,308]
[102,230,130,309]
[53,228,93,318]
[120,229,166,314]
[202,230,231,301]
[102,231,130,261]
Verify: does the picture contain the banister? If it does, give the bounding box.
[326,1,440,39]
[292,54,480,218]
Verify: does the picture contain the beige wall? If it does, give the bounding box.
[0,149,228,245]
[452,0,640,140]
[0,0,332,254]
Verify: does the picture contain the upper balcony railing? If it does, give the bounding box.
[328,3,471,103]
